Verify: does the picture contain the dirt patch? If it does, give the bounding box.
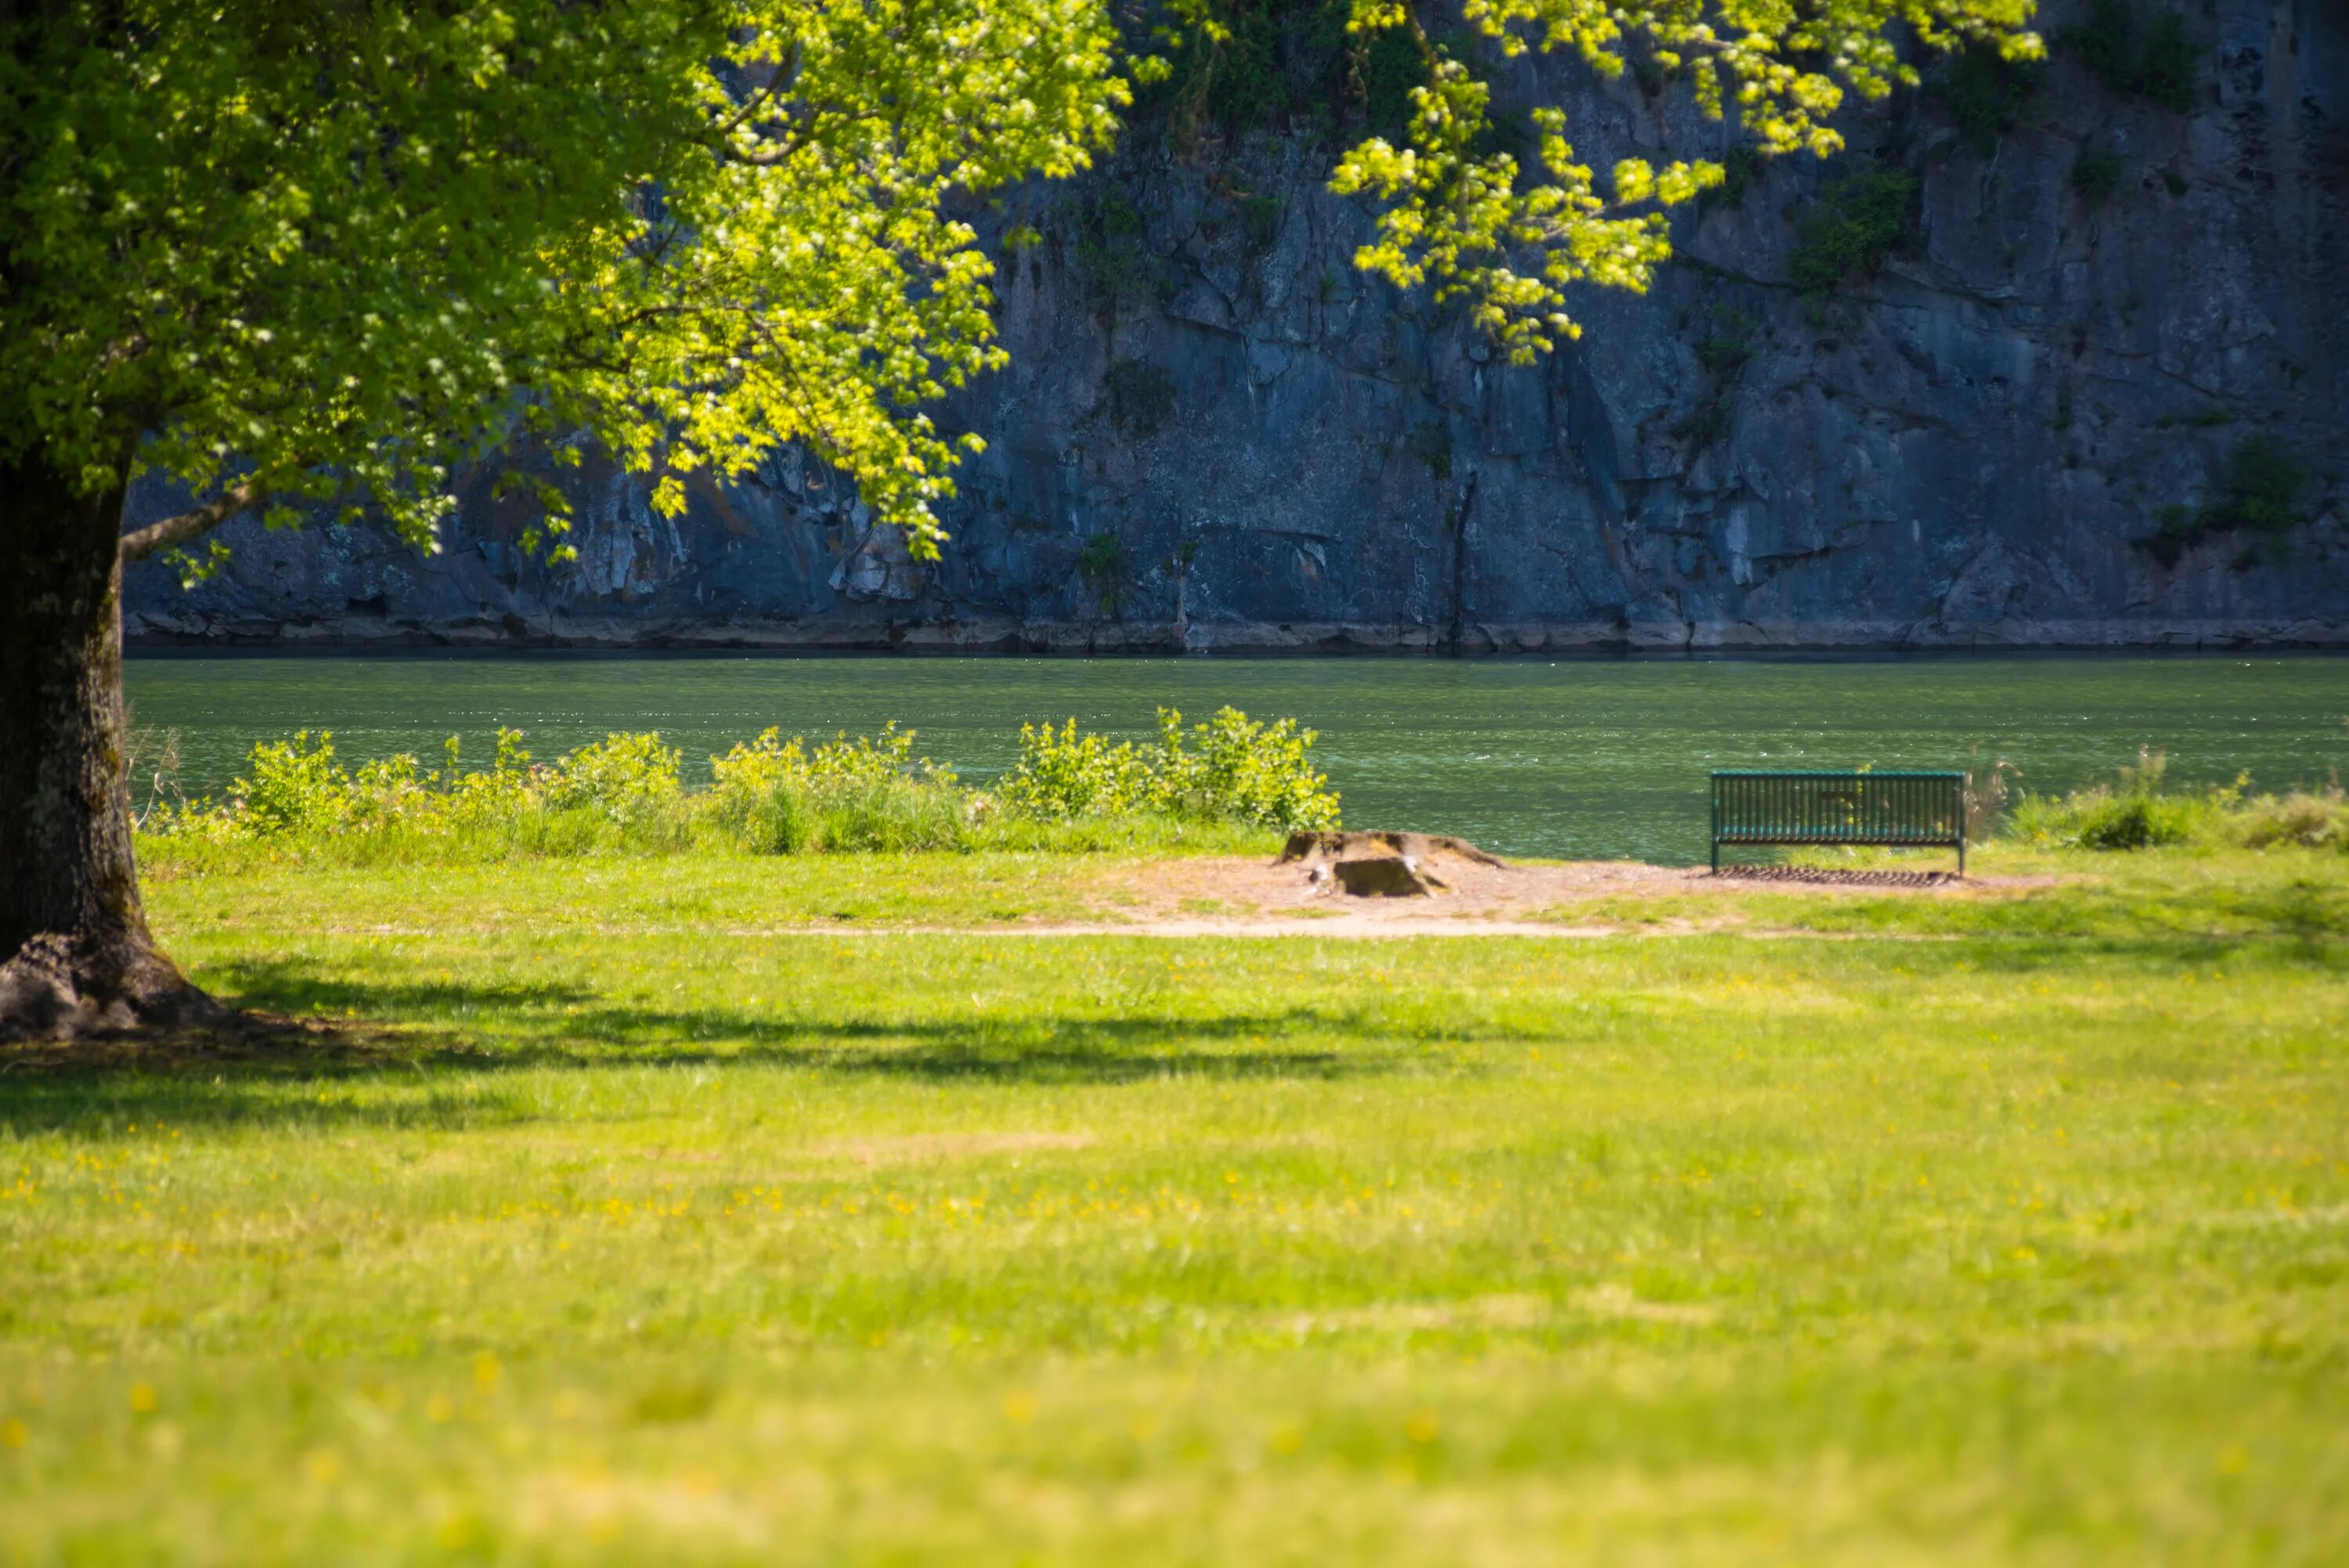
[1048,845,2049,937]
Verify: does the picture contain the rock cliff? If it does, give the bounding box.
[125,0,2349,651]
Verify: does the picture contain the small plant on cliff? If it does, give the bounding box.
[1103,359,1178,438]
[2060,0,2200,114]
[1697,143,1763,213]
[1075,532,1131,617]
[2142,434,2311,567]
[1072,188,1178,319]
[1675,307,1759,452]
[1788,169,1919,294]
[2070,143,2127,207]
[1927,42,2045,157]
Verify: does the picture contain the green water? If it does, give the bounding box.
[121,653,2349,863]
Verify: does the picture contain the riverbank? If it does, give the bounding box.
[125,609,2349,653]
[3,843,2343,1562]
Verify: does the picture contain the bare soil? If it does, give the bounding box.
[1042,842,2051,938]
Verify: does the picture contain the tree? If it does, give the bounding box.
[1186,0,2040,360]
[1,0,1127,1035]
[0,0,2037,1039]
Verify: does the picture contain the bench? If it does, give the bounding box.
[1710,770,1967,874]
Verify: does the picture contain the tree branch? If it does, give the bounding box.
[118,482,262,564]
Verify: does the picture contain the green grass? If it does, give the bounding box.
[3,846,2346,1563]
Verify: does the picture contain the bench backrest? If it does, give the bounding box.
[1711,770,1965,848]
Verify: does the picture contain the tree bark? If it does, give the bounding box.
[0,449,222,1039]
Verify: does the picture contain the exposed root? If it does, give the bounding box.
[0,930,229,1043]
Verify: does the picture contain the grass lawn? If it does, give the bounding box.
[2,845,2345,1563]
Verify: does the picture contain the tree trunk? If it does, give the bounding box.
[0,450,221,1039]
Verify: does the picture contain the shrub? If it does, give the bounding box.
[1000,719,1155,819]
[543,733,683,824]
[707,723,963,853]
[146,712,1332,861]
[2200,434,2310,534]
[2074,792,2193,850]
[442,727,536,822]
[1001,707,1340,830]
[1997,748,2349,853]
[233,730,350,837]
[2235,786,2349,851]
[1788,169,1918,294]
[1698,143,1761,212]
[1146,0,1401,146]
[1150,706,1342,831]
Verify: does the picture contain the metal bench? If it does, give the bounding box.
[1710,770,1967,874]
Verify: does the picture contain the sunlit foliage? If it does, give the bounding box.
[1308,0,2041,359]
[2,1,1128,562]
[3,1,2044,573]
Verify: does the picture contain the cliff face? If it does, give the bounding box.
[125,0,2349,651]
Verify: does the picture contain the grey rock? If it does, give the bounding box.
[125,2,2349,651]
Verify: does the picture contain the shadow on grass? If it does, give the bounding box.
[0,958,1431,1134]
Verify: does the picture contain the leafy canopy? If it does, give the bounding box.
[3,1,2040,571]
[1296,0,2040,359]
[1,1,1126,562]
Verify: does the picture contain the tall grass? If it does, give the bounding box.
[2005,746,2348,852]
[137,711,1333,870]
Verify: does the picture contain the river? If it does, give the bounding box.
[121,651,2348,863]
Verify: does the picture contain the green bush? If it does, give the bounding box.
[707,723,965,853]
[1001,719,1156,819]
[1001,707,1340,831]
[146,712,1330,861]
[1698,143,1761,212]
[2003,748,2347,853]
[2073,793,2192,850]
[1152,706,1341,830]
[542,732,682,824]
[233,730,351,838]
[1788,169,1918,294]
[1146,0,1396,146]
[1074,532,1131,615]
[1070,187,1177,317]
